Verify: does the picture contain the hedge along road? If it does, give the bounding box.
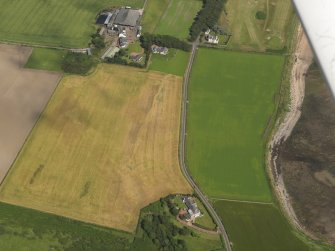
[179,40,232,251]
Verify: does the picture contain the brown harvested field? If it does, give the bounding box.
[0,64,191,232]
[0,44,61,182]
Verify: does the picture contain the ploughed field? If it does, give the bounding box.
[0,64,191,232]
[187,48,284,202]
[0,0,144,48]
[0,44,61,182]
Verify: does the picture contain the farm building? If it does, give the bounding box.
[96,11,116,25]
[114,8,141,27]
[151,45,169,55]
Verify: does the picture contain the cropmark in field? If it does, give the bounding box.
[0,64,191,232]
[222,0,293,51]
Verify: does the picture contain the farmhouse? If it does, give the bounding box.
[183,196,201,221]
[151,45,169,55]
[205,34,219,44]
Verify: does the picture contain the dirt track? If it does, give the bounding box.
[268,26,314,236]
[0,44,61,182]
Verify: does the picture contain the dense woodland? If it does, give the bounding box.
[189,0,225,41]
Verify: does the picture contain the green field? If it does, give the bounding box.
[0,202,132,251]
[214,200,309,251]
[149,49,189,76]
[142,0,170,33]
[193,198,217,230]
[25,48,66,72]
[155,0,202,39]
[0,196,223,251]
[222,0,294,51]
[142,0,201,39]
[0,0,144,48]
[187,49,284,202]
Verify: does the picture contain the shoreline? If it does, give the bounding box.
[267,25,316,239]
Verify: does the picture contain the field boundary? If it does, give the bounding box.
[211,197,273,205]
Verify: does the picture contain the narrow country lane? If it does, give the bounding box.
[179,40,232,251]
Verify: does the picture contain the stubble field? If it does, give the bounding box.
[0,64,191,232]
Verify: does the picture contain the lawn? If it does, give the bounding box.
[155,0,202,39]
[214,200,309,251]
[25,48,66,72]
[193,198,217,230]
[0,64,191,232]
[0,0,144,48]
[187,49,284,202]
[222,0,293,51]
[149,49,190,76]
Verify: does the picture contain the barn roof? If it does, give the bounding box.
[114,8,140,27]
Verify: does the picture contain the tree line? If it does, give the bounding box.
[189,0,225,41]
[140,34,192,52]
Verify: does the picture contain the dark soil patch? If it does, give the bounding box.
[278,63,335,242]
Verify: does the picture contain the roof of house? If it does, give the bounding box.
[184,197,200,215]
[151,45,168,53]
[130,54,143,61]
[114,8,140,27]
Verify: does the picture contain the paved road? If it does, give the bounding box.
[179,41,232,251]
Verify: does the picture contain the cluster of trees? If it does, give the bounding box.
[189,0,225,41]
[91,33,105,49]
[61,52,94,74]
[141,214,192,251]
[140,34,192,52]
[106,49,144,68]
[164,197,180,216]
[255,11,267,20]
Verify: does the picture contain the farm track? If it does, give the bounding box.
[179,40,232,251]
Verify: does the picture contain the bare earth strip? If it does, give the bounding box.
[0,65,191,232]
[0,44,61,182]
[268,26,315,237]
